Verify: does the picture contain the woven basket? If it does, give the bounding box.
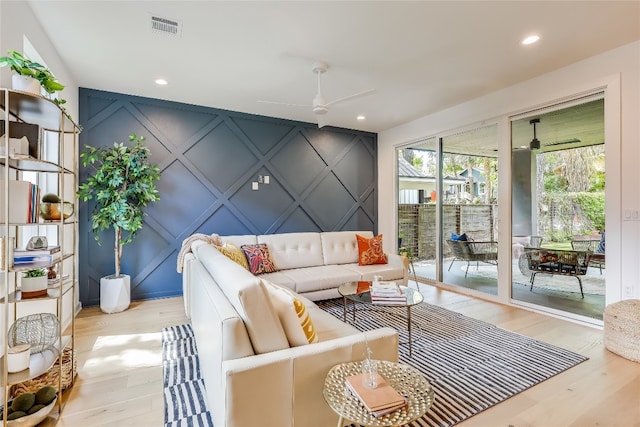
[11,346,77,397]
[604,299,640,363]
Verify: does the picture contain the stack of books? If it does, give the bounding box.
[346,372,407,417]
[0,180,40,224]
[370,282,407,304]
[13,245,60,265]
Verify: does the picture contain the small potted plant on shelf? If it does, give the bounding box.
[77,134,161,313]
[0,50,65,98]
[20,268,48,298]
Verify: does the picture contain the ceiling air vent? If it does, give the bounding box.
[150,15,181,37]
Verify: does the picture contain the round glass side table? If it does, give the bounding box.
[323,359,434,427]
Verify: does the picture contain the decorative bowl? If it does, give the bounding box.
[5,397,56,426]
[39,202,73,221]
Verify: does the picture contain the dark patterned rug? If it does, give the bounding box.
[163,300,588,426]
[316,298,588,427]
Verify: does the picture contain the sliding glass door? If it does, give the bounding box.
[510,96,605,320]
[397,124,499,297]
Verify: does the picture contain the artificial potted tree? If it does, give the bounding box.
[77,134,161,313]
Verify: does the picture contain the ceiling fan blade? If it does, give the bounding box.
[317,115,329,128]
[257,100,312,108]
[326,88,376,107]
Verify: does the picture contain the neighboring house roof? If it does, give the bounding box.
[458,167,486,182]
[398,157,427,178]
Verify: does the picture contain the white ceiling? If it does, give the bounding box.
[26,1,640,133]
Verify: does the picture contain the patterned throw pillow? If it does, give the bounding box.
[241,243,278,274]
[356,234,388,266]
[263,280,318,346]
[216,242,250,270]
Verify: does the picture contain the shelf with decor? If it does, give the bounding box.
[0,88,79,426]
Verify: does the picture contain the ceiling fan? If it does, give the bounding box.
[258,61,375,128]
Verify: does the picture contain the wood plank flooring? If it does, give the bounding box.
[48,284,639,426]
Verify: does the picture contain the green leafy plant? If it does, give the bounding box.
[22,268,47,278]
[77,134,161,278]
[0,50,65,95]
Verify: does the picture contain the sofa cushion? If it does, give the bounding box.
[321,231,373,265]
[223,234,258,247]
[342,262,405,282]
[193,242,289,354]
[241,243,279,274]
[258,232,324,270]
[263,280,319,346]
[356,234,388,265]
[217,241,250,270]
[306,304,360,341]
[274,265,361,294]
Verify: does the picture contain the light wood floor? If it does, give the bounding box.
[50,285,638,427]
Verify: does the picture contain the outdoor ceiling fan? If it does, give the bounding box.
[530,118,541,150]
[257,61,375,128]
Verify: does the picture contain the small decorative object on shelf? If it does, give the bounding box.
[0,386,57,425]
[26,236,47,251]
[0,51,65,98]
[8,313,60,354]
[6,344,31,373]
[39,193,73,221]
[20,269,48,298]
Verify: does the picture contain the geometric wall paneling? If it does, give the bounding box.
[79,88,377,307]
[231,116,296,155]
[151,161,217,238]
[132,101,219,149]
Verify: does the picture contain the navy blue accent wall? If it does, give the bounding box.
[78,88,378,306]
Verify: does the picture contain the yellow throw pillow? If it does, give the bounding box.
[263,280,318,346]
[217,242,250,270]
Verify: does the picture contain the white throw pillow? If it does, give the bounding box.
[263,280,319,346]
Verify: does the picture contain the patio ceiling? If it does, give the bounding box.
[409,97,604,158]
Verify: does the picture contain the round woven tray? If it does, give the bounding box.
[11,346,77,397]
[604,299,640,363]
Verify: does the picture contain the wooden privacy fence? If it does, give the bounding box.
[398,204,498,260]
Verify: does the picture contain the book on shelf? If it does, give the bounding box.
[0,180,39,223]
[48,273,70,286]
[345,372,407,416]
[13,254,53,265]
[14,246,61,257]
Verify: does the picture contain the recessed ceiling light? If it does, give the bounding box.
[357,115,366,121]
[522,35,540,45]
[155,78,168,85]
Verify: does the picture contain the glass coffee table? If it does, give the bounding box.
[338,281,424,357]
[323,359,434,427]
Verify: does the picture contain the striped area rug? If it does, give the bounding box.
[162,324,214,427]
[316,298,588,427]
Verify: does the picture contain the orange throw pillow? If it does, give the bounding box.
[356,234,388,266]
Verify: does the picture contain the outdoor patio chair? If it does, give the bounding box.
[571,235,605,274]
[447,239,498,278]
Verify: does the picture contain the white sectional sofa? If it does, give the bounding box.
[181,231,402,427]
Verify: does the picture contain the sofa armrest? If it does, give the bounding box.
[219,327,398,427]
[387,253,408,285]
[182,252,196,319]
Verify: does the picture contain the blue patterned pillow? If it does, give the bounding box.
[451,232,468,241]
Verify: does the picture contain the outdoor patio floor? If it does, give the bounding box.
[412,259,605,320]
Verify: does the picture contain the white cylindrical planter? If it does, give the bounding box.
[21,275,48,298]
[12,74,41,94]
[100,274,131,314]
